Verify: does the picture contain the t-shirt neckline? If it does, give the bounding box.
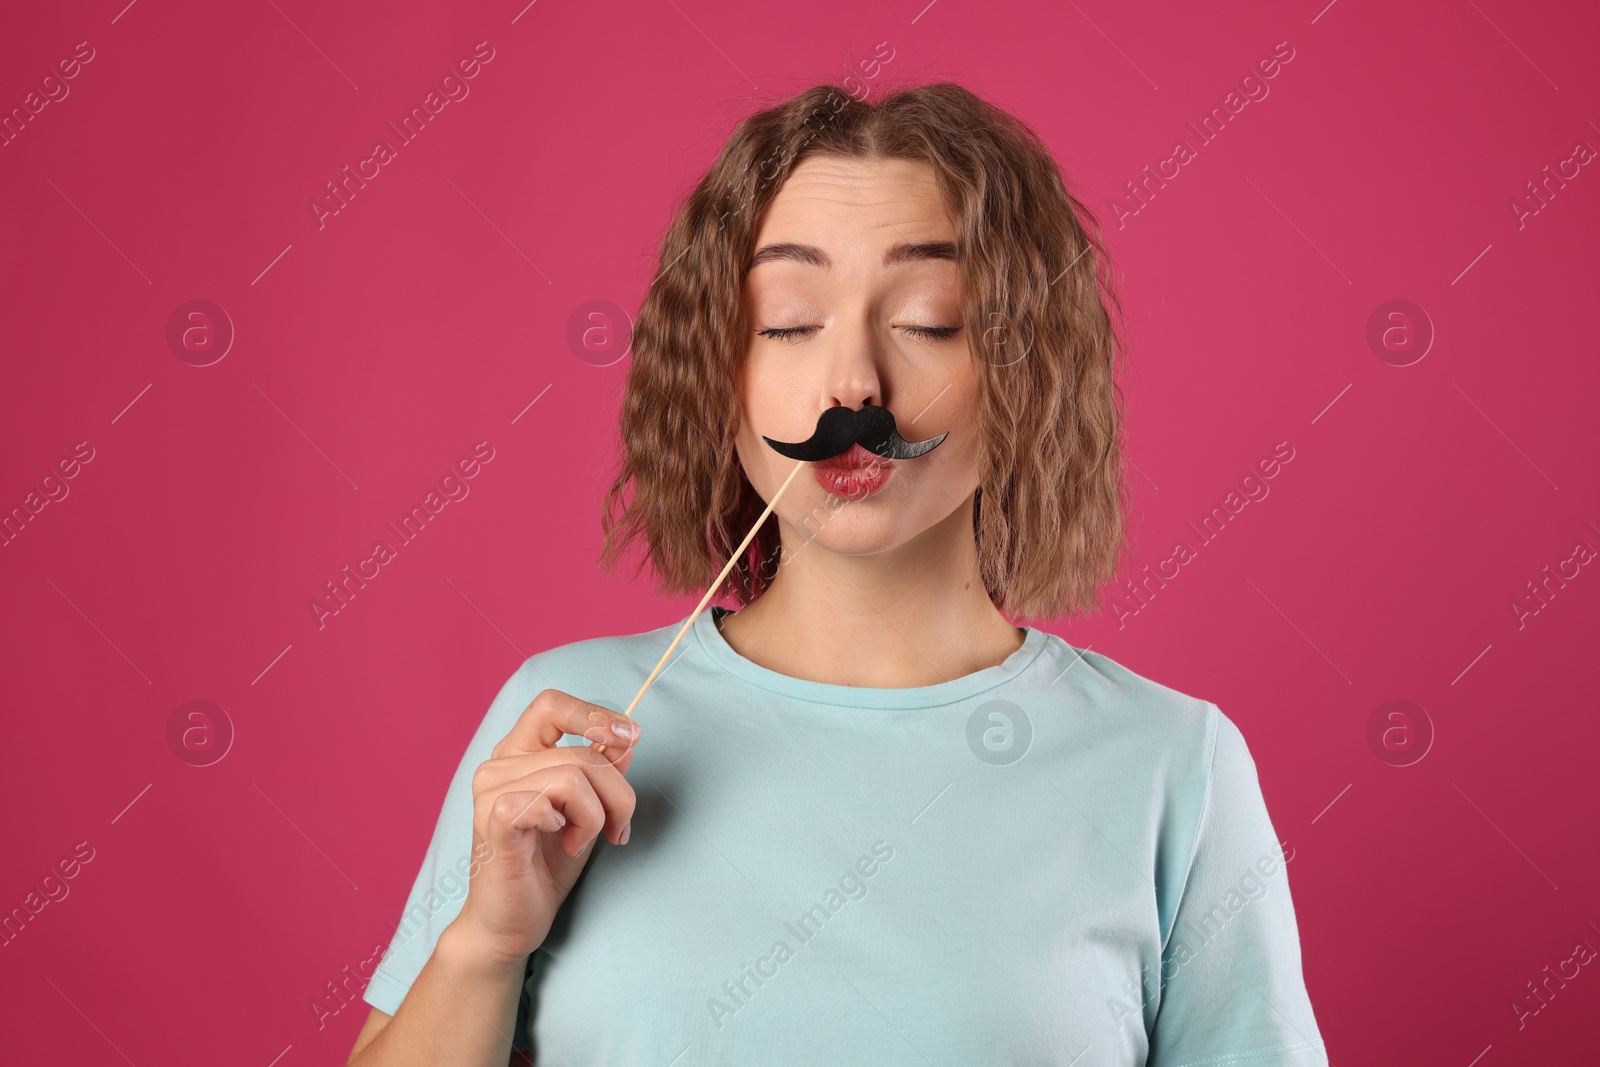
[691,605,1049,709]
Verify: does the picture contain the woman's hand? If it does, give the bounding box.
[452,688,641,964]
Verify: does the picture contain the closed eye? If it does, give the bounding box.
[902,325,962,341]
[755,326,817,342]
[755,325,963,343]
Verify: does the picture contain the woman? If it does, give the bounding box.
[347,81,1327,1066]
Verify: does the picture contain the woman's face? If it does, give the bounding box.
[733,154,982,561]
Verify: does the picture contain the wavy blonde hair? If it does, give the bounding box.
[598,80,1128,623]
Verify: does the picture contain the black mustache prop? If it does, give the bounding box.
[762,405,948,462]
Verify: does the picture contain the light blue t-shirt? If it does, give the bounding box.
[364,606,1327,1065]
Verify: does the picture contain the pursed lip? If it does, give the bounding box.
[813,443,890,471]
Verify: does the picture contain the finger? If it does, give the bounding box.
[481,787,569,862]
[471,743,635,805]
[492,689,641,758]
[476,762,632,857]
[592,712,639,758]
[532,756,637,849]
[478,768,601,859]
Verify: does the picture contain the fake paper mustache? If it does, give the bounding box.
[761,405,948,462]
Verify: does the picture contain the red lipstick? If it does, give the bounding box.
[812,444,894,499]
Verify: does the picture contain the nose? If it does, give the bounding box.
[820,316,885,415]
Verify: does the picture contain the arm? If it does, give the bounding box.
[347,683,640,1066]
[1145,706,1327,1066]
[346,921,528,1066]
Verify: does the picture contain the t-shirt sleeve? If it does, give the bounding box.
[1146,706,1328,1067]
[362,661,548,1027]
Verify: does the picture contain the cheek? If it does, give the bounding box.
[929,376,983,485]
[734,364,789,473]
[934,372,980,446]
[740,361,809,444]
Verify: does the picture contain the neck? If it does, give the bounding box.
[716,493,1025,688]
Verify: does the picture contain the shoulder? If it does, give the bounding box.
[1036,640,1281,897]
[525,616,684,685]
[485,616,689,724]
[1035,633,1226,758]
[1028,633,1267,817]
[447,618,689,757]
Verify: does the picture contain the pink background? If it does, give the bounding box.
[3,0,1597,1063]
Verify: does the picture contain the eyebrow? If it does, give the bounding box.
[747,239,958,272]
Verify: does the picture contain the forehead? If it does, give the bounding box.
[750,155,954,257]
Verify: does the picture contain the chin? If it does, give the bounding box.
[790,510,925,557]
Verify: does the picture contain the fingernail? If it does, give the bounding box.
[610,718,638,741]
[551,809,566,829]
[619,821,631,845]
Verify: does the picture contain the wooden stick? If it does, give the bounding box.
[595,458,807,754]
